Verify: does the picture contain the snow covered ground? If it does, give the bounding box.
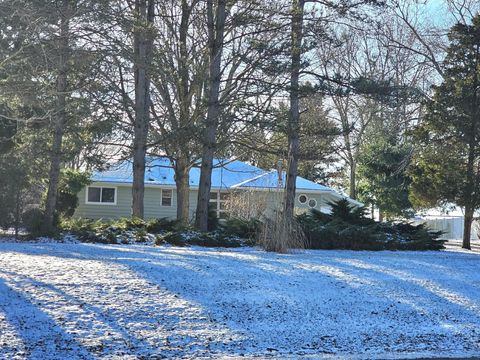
[1,243,480,359]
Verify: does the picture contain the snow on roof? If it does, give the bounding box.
[231,170,333,192]
[91,157,336,193]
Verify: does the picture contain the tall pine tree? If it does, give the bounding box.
[410,15,480,249]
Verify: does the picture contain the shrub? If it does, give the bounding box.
[110,217,147,230]
[146,218,179,233]
[303,226,338,249]
[55,169,91,218]
[298,200,445,251]
[337,225,384,250]
[155,231,189,246]
[155,230,245,248]
[219,217,261,240]
[387,222,445,250]
[327,199,375,226]
[60,217,155,244]
[304,222,383,250]
[22,208,47,237]
[208,204,219,231]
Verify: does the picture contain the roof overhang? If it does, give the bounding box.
[89,180,364,207]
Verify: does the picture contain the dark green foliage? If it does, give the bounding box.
[219,217,261,240]
[409,16,480,249]
[155,231,186,247]
[112,217,148,230]
[0,114,16,154]
[21,208,46,237]
[381,222,445,251]
[145,218,180,233]
[337,225,384,250]
[310,208,332,222]
[357,135,413,220]
[208,204,219,231]
[55,169,91,218]
[155,230,247,248]
[60,216,249,247]
[60,217,154,244]
[0,148,33,232]
[327,199,375,225]
[298,199,445,250]
[61,217,181,239]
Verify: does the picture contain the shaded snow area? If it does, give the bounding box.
[1,244,480,359]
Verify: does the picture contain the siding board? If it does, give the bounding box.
[74,183,336,220]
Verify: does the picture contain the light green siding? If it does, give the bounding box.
[263,191,330,214]
[75,185,131,219]
[294,191,332,214]
[74,183,338,220]
[74,183,199,220]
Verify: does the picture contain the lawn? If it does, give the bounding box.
[0,242,479,359]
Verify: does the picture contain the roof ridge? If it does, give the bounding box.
[231,170,273,188]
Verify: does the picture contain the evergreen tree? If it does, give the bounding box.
[410,15,480,249]
[358,134,413,220]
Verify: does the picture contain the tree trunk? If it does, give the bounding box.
[283,0,305,220]
[174,0,192,226]
[14,187,20,240]
[175,155,191,225]
[463,205,473,250]
[462,44,480,250]
[349,161,356,200]
[132,0,154,219]
[195,0,227,231]
[44,0,70,231]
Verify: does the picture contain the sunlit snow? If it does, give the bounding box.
[1,242,479,359]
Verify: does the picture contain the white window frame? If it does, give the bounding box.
[209,190,229,218]
[85,186,117,205]
[298,194,308,204]
[160,188,173,207]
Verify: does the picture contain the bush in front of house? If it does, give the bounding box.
[60,200,445,251]
[60,217,175,244]
[219,217,261,241]
[381,222,445,250]
[151,215,259,248]
[60,216,251,247]
[154,229,248,248]
[297,199,446,251]
[55,169,91,218]
[146,217,180,233]
[21,207,58,238]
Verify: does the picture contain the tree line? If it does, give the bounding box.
[1,0,480,249]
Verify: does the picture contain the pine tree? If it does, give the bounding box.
[410,15,480,249]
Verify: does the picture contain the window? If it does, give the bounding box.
[161,189,173,206]
[86,186,116,204]
[298,194,308,204]
[308,199,317,208]
[209,191,229,218]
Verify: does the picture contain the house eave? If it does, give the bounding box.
[90,180,334,194]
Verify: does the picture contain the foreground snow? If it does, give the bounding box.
[0,243,480,359]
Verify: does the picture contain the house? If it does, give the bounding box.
[74,157,362,220]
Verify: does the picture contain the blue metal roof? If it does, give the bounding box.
[91,157,333,192]
[231,171,332,192]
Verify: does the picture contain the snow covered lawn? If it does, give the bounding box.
[1,243,480,359]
